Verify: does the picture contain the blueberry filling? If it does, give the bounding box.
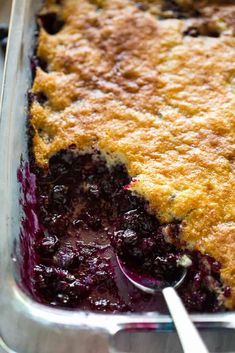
[31,56,48,76]
[30,92,48,105]
[183,25,221,38]
[38,13,65,35]
[27,150,230,312]
[161,0,200,19]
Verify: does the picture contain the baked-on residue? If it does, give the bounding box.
[30,0,235,307]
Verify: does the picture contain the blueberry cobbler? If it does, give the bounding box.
[25,0,235,313]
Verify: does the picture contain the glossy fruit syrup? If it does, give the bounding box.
[24,149,230,313]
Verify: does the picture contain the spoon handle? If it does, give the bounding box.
[162,287,209,353]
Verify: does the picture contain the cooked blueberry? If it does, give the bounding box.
[162,0,185,18]
[86,183,101,199]
[140,238,156,256]
[154,254,177,273]
[34,92,48,105]
[34,265,48,289]
[224,286,231,298]
[141,259,154,272]
[50,184,69,210]
[183,27,199,37]
[204,255,221,273]
[191,272,203,290]
[183,25,220,38]
[182,290,207,312]
[120,229,138,246]
[38,13,65,35]
[99,178,113,195]
[36,235,59,256]
[49,153,70,177]
[131,246,143,259]
[53,248,80,269]
[47,214,69,236]
[31,56,48,75]
[121,209,156,235]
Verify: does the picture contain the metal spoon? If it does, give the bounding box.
[117,256,209,353]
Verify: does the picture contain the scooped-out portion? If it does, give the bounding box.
[24,149,230,312]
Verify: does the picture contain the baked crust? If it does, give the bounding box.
[30,0,235,307]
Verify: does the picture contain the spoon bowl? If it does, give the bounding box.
[116,255,187,294]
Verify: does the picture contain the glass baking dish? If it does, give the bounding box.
[0,0,235,352]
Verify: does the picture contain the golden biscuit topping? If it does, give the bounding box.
[30,0,235,307]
